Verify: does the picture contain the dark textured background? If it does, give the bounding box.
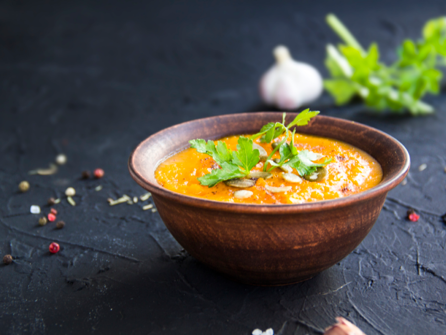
[1,0,446,334]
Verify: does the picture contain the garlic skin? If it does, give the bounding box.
[324,317,366,335]
[260,45,323,110]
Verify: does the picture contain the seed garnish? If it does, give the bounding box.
[3,254,13,265]
[19,181,30,192]
[49,242,60,254]
[418,164,427,171]
[29,163,58,175]
[95,185,103,191]
[140,193,152,201]
[30,205,41,214]
[151,208,158,213]
[67,196,76,206]
[143,204,154,210]
[109,195,131,206]
[55,154,67,165]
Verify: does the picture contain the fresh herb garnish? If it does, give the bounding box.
[189,109,332,187]
[324,14,446,115]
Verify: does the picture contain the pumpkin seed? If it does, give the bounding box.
[264,185,292,193]
[253,143,268,161]
[273,158,292,173]
[224,178,256,188]
[234,190,253,199]
[303,167,327,182]
[282,173,302,183]
[248,171,272,179]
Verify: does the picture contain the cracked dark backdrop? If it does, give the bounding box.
[1,0,446,334]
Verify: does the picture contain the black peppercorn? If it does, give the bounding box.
[56,221,65,229]
[81,170,91,179]
[3,254,12,265]
[48,197,56,206]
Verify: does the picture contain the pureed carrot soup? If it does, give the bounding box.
[155,110,382,204]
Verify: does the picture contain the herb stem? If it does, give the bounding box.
[326,14,365,55]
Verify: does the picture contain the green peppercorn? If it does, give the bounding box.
[38,217,48,226]
[3,254,12,265]
[19,181,30,193]
[56,221,65,229]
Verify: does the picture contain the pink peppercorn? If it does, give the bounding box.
[94,168,104,179]
[48,213,56,222]
[50,208,57,215]
[408,212,420,222]
[49,242,60,254]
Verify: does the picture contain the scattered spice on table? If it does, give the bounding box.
[49,242,60,254]
[143,204,153,210]
[140,192,151,201]
[67,196,76,206]
[48,213,56,222]
[407,209,420,222]
[19,180,30,192]
[109,195,131,206]
[30,205,41,214]
[94,168,104,179]
[3,254,13,265]
[418,163,427,171]
[29,163,58,175]
[81,170,91,179]
[50,208,57,215]
[95,185,103,191]
[151,208,157,213]
[38,217,47,226]
[48,197,56,206]
[56,221,65,229]
[65,187,76,197]
[401,178,407,186]
[133,196,138,203]
[55,154,67,165]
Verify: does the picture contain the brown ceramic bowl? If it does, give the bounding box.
[129,113,409,286]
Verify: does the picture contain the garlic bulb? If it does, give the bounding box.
[259,45,323,110]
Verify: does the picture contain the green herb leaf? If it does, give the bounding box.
[197,162,245,187]
[231,136,260,174]
[324,13,445,116]
[287,108,320,128]
[189,139,233,166]
[284,150,332,177]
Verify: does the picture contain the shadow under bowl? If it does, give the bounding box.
[129,113,410,286]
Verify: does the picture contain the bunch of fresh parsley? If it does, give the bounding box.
[324,14,446,115]
[190,109,331,187]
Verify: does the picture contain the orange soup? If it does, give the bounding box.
[155,133,382,204]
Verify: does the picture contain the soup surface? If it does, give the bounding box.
[155,133,382,204]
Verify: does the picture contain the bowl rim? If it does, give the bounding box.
[129,113,410,214]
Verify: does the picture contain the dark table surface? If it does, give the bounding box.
[1,1,446,334]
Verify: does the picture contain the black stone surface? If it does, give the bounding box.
[1,1,446,334]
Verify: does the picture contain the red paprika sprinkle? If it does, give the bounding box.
[94,168,104,179]
[50,208,57,215]
[48,213,56,222]
[49,242,60,254]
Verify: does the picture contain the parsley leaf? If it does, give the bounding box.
[231,136,260,173]
[189,139,233,166]
[284,150,332,177]
[197,162,245,187]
